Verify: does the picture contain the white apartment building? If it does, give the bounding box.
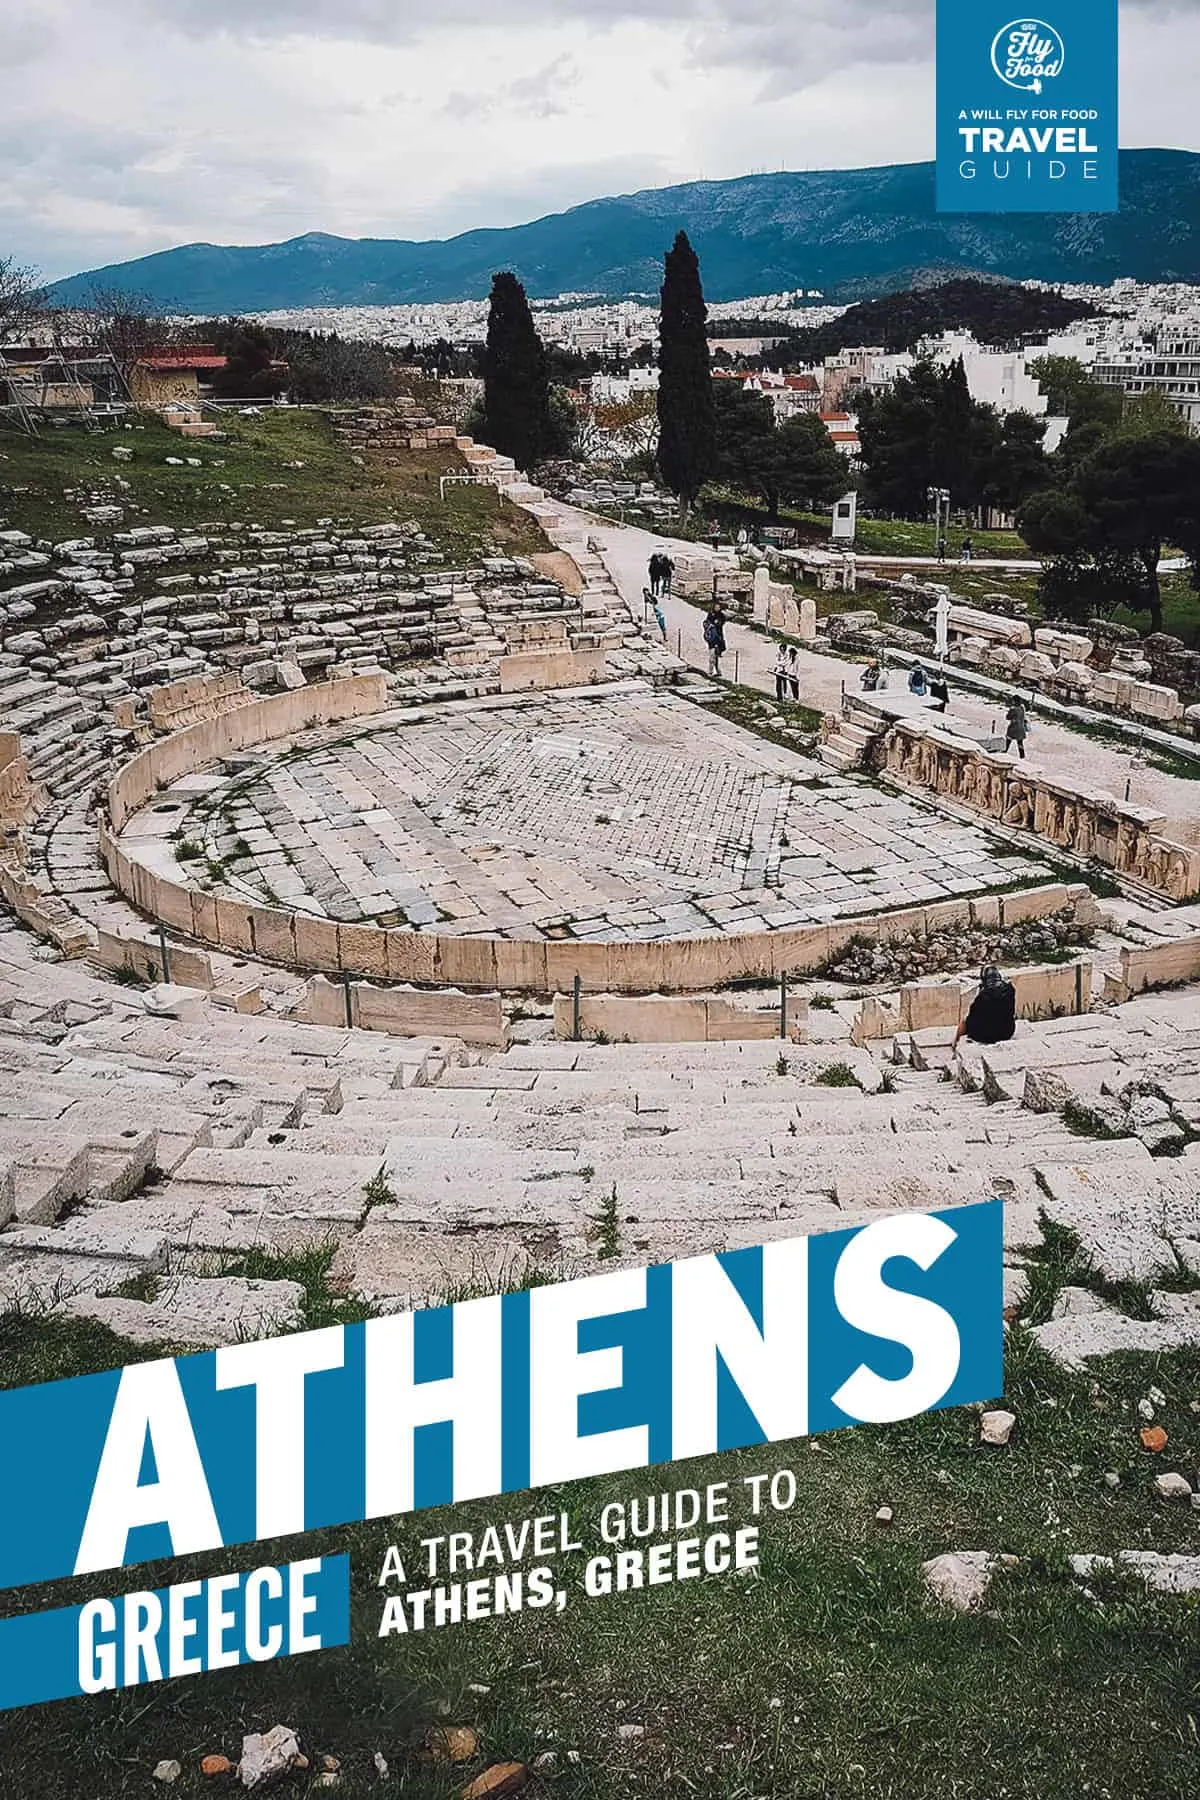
[589,368,659,403]
[921,331,1049,416]
[1092,336,1200,427]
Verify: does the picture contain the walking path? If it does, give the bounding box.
[570,510,1200,848]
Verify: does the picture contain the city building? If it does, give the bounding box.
[128,345,228,408]
[1092,336,1200,427]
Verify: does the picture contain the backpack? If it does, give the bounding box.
[703,617,720,647]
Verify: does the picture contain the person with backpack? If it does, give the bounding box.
[703,604,727,677]
[908,662,929,698]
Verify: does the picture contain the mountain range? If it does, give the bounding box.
[44,150,1200,314]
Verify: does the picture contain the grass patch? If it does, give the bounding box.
[363,1169,398,1211]
[694,681,824,753]
[815,1061,861,1089]
[0,1306,1197,1799]
[1021,1215,1198,1326]
[0,409,550,565]
[201,1241,375,1331]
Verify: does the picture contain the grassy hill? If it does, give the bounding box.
[0,411,548,560]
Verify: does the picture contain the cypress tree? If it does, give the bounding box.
[656,231,717,513]
[481,270,553,472]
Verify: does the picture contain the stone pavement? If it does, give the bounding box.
[120,687,1046,938]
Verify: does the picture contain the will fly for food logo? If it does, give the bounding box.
[990,19,1065,94]
[937,0,1118,213]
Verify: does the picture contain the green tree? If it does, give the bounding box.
[209,319,286,398]
[1120,388,1190,437]
[713,386,845,518]
[1020,427,1200,630]
[773,412,849,515]
[1074,429,1200,628]
[713,382,777,506]
[929,356,974,491]
[1027,354,1123,426]
[480,271,555,471]
[656,231,717,513]
[982,410,1049,514]
[856,362,945,516]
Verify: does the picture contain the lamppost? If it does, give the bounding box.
[927,486,951,551]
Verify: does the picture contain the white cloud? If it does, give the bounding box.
[1,0,1196,281]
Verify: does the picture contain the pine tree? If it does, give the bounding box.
[656,232,717,513]
[481,271,554,471]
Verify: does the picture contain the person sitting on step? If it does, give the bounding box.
[954,966,1017,1048]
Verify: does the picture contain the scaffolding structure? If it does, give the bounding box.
[0,339,131,434]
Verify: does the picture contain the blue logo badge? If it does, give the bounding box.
[937,0,1119,214]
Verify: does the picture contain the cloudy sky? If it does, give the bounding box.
[4,0,1198,281]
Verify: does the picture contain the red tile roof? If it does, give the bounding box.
[137,347,227,371]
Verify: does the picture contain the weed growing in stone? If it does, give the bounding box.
[815,1061,861,1089]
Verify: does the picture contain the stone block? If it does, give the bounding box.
[1091,671,1133,709]
[1035,628,1093,662]
[1129,681,1183,723]
[1120,934,1200,995]
[213,897,256,956]
[385,930,438,983]
[434,936,499,990]
[492,941,550,991]
[999,884,1069,926]
[336,921,390,980]
[250,906,297,965]
[293,913,342,972]
[57,1276,305,1348]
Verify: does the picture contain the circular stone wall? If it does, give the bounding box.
[101,679,1054,992]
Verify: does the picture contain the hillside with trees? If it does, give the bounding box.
[779,279,1097,364]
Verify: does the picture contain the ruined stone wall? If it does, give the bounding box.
[851,958,1092,1043]
[880,718,1200,902]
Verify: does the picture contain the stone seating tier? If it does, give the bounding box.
[2,915,1198,1366]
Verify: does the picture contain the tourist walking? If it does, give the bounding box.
[929,672,950,712]
[908,662,929,698]
[936,535,947,564]
[861,658,882,692]
[954,967,1017,1048]
[703,604,727,677]
[786,645,801,701]
[661,553,675,596]
[1005,699,1029,759]
[653,599,667,642]
[960,534,974,563]
[773,642,791,702]
[648,551,666,597]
